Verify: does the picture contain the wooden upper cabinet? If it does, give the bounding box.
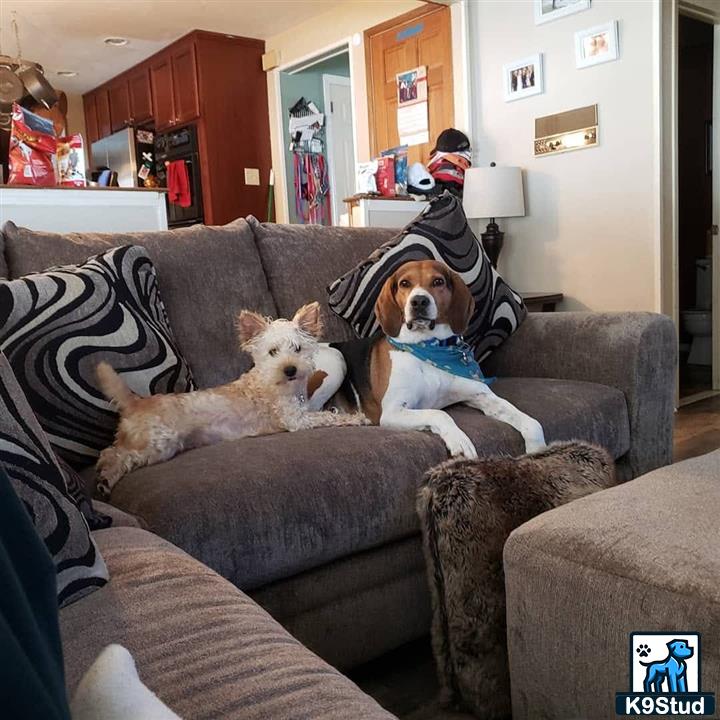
[95,88,112,139]
[108,79,131,132]
[128,67,153,124]
[83,92,99,145]
[171,41,200,125]
[150,52,176,130]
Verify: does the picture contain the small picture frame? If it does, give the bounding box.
[574,21,619,69]
[534,0,591,25]
[503,54,544,103]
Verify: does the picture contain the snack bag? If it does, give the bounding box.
[8,103,57,186]
[375,155,395,197]
[381,145,408,195]
[57,134,87,187]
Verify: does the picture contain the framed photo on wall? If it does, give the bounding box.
[574,21,619,68]
[503,54,544,102]
[534,0,591,25]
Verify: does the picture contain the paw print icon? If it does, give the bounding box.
[636,643,651,658]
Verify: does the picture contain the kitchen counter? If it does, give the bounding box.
[0,186,168,233]
[1,185,167,192]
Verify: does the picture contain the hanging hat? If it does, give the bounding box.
[431,128,471,154]
[407,162,435,194]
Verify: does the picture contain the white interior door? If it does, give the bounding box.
[323,74,354,226]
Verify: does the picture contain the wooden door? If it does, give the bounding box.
[171,41,200,125]
[150,52,176,129]
[108,78,131,132]
[83,92,99,145]
[128,67,153,124]
[95,88,112,139]
[365,5,454,166]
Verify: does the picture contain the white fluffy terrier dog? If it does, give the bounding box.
[94,302,366,498]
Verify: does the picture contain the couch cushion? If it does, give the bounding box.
[0,245,195,468]
[108,377,629,591]
[60,527,394,720]
[248,217,396,342]
[326,193,527,360]
[3,219,277,388]
[0,351,108,607]
[0,232,7,279]
[503,450,720,720]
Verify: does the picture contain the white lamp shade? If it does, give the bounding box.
[462,166,525,219]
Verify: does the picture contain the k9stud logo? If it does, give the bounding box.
[616,632,715,716]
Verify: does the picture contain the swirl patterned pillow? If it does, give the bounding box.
[0,351,108,606]
[327,192,527,361]
[0,245,195,468]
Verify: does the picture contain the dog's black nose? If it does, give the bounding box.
[284,365,297,378]
[411,295,430,310]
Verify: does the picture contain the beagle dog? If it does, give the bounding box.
[310,260,546,458]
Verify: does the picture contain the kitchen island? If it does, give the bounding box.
[0,186,168,233]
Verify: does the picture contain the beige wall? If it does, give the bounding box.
[64,92,87,138]
[265,0,424,222]
[469,0,661,312]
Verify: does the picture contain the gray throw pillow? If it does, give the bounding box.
[0,245,195,468]
[326,192,527,361]
[0,351,108,607]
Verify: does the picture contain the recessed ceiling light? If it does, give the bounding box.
[104,37,128,47]
[56,70,78,77]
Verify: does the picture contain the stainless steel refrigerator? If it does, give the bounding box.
[90,128,156,188]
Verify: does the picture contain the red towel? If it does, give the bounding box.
[166,160,191,207]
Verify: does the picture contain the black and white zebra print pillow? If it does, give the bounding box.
[0,245,195,468]
[327,192,527,361]
[0,351,108,607]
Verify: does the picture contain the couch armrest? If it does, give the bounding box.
[483,312,677,478]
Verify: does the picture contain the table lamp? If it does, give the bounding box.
[462,163,525,268]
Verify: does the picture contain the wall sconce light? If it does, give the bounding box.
[534,104,598,157]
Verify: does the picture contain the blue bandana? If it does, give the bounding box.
[387,335,495,384]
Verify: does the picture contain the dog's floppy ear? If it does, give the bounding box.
[237,310,269,347]
[443,266,475,335]
[375,271,404,338]
[293,302,323,338]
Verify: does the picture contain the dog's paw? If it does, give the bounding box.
[444,430,478,460]
[636,644,651,658]
[95,478,111,501]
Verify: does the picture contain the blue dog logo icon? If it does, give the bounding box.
[616,632,715,716]
[641,639,693,693]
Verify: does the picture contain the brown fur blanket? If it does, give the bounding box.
[416,442,616,719]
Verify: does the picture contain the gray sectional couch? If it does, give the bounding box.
[0,217,677,716]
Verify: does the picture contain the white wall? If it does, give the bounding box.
[469,0,661,311]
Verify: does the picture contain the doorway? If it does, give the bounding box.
[677,11,718,403]
[278,49,354,225]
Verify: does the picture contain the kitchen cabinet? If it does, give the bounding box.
[170,42,199,126]
[150,53,176,130]
[128,67,153,124]
[95,89,112,140]
[82,30,271,225]
[108,78,131,132]
[83,92,99,145]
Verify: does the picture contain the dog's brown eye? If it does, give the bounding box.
[399,279,411,288]
[293,344,301,353]
[432,277,445,287]
[269,348,278,357]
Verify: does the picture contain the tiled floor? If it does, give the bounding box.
[351,398,720,719]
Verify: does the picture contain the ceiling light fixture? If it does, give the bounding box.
[104,37,129,47]
[56,70,78,77]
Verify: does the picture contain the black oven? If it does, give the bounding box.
[155,125,204,228]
